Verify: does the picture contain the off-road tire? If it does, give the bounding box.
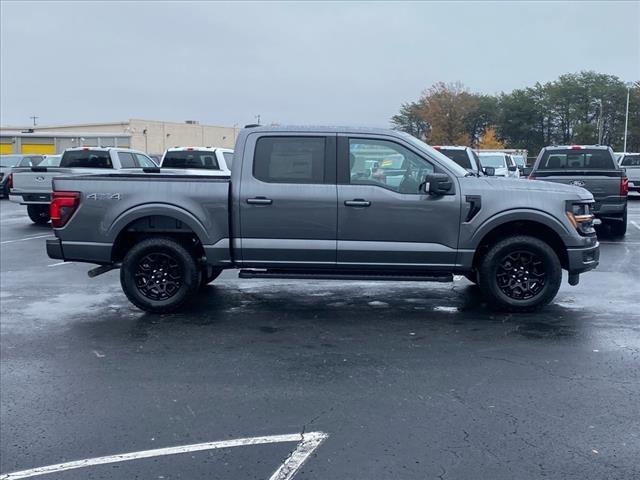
[27,204,50,224]
[120,237,199,314]
[477,235,562,312]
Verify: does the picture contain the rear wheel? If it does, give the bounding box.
[27,204,50,224]
[605,208,627,237]
[477,235,561,312]
[120,237,199,313]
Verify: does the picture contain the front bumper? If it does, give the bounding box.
[46,238,64,260]
[566,239,599,274]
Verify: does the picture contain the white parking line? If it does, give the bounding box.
[0,234,52,245]
[0,431,329,480]
[631,220,640,231]
[47,261,73,267]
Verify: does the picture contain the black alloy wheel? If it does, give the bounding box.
[495,250,546,300]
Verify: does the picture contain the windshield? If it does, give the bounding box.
[162,150,220,169]
[222,151,234,169]
[60,150,113,168]
[439,149,472,170]
[621,154,640,167]
[479,154,507,168]
[538,149,616,170]
[511,155,526,167]
[39,155,62,167]
[400,133,469,176]
[0,155,22,167]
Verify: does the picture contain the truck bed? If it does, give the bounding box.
[50,172,232,265]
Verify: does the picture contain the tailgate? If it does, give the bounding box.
[532,171,622,201]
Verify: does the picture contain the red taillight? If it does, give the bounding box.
[621,176,629,196]
[7,173,13,189]
[50,191,80,228]
[528,175,536,180]
[570,145,583,150]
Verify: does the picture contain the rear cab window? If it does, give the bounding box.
[253,137,326,183]
[538,149,617,170]
[60,150,113,168]
[439,149,472,170]
[162,151,220,170]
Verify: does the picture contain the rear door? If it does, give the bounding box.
[238,133,337,266]
[336,134,461,269]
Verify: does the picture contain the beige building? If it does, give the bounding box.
[0,119,239,155]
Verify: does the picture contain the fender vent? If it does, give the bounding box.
[465,195,482,222]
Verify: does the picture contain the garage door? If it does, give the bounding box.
[21,144,55,154]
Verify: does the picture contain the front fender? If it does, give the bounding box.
[468,208,574,249]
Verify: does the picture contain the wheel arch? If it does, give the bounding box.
[109,204,211,263]
[470,211,571,270]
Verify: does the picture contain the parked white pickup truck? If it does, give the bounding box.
[10,147,157,224]
[160,146,233,172]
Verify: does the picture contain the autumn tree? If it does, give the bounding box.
[478,127,505,149]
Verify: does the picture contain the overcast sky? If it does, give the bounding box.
[1,1,638,128]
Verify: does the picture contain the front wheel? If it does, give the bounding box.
[477,235,562,312]
[27,204,50,224]
[120,237,199,313]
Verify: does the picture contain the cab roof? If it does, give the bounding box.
[165,146,232,152]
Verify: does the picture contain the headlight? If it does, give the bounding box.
[566,201,595,235]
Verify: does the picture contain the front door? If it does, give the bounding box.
[337,135,461,269]
[239,134,337,266]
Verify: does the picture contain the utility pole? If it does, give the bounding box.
[623,82,632,153]
[596,99,604,145]
[29,116,38,126]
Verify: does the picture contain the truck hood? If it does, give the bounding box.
[481,177,593,200]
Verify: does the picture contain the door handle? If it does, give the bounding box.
[247,197,273,205]
[344,199,371,207]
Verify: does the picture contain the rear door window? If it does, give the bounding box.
[117,152,136,168]
[538,149,616,170]
[253,137,326,183]
[60,150,113,168]
[162,151,220,169]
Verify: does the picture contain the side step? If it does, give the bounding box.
[239,268,453,283]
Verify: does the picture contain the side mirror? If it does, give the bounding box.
[423,173,453,195]
[508,165,517,172]
[483,167,496,176]
[522,167,533,176]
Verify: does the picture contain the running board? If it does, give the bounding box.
[239,269,453,282]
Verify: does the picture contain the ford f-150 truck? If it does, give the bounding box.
[46,126,599,313]
[528,145,628,236]
[10,147,157,224]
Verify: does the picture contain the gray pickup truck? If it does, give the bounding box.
[10,147,157,224]
[47,126,600,313]
[529,145,629,236]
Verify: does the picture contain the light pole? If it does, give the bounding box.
[623,82,633,153]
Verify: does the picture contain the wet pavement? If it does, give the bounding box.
[1,197,639,479]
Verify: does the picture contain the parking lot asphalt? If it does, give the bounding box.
[1,197,639,480]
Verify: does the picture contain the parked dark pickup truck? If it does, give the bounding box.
[529,145,629,236]
[47,126,599,313]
